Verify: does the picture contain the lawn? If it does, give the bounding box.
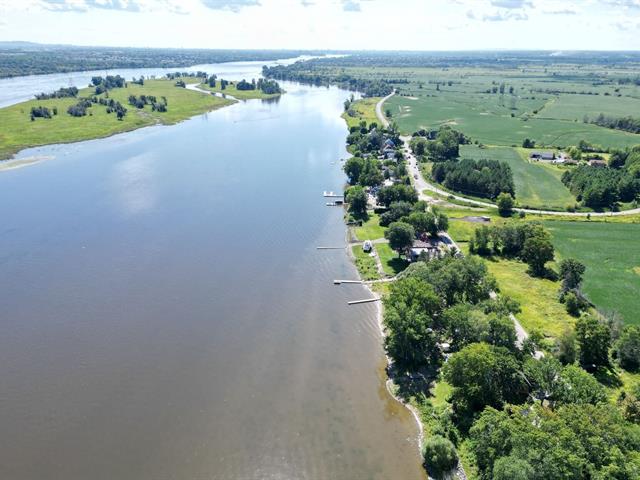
[376,243,409,277]
[351,245,380,281]
[341,97,381,129]
[459,145,576,210]
[484,257,576,339]
[197,81,282,100]
[353,213,386,241]
[0,79,234,159]
[545,221,640,324]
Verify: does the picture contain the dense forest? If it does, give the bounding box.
[562,147,640,208]
[0,43,311,78]
[432,158,515,200]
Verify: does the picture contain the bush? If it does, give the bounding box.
[615,326,640,372]
[422,435,458,477]
[496,192,514,217]
[564,291,581,316]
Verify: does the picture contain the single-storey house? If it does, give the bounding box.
[529,151,555,161]
[588,159,607,167]
[409,238,442,262]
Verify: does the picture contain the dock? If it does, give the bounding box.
[348,298,381,305]
[317,246,344,250]
[323,191,344,198]
[333,279,362,285]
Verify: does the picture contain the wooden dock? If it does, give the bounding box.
[333,279,362,285]
[317,246,344,250]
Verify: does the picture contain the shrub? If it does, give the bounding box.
[422,435,458,477]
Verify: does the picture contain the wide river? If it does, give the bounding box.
[0,60,425,479]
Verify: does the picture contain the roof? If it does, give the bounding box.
[412,239,439,249]
[530,151,554,160]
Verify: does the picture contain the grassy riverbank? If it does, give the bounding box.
[197,82,282,100]
[0,79,235,160]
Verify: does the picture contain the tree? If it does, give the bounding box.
[483,314,518,351]
[377,184,418,207]
[556,329,577,365]
[559,258,586,293]
[492,456,534,480]
[444,343,527,413]
[564,291,581,317]
[575,316,611,370]
[343,157,365,185]
[385,222,415,256]
[405,211,437,237]
[556,364,606,405]
[496,192,515,217]
[522,138,535,148]
[521,232,554,277]
[422,436,458,477]
[383,278,441,368]
[379,201,413,227]
[346,185,367,217]
[615,325,640,371]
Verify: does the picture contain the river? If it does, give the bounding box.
[0,62,425,479]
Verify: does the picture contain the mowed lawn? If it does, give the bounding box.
[459,145,576,210]
[386,93,640,149]
[545,221,640,324]
[0,79,234,159]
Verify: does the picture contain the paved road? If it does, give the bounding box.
[375,95,640,218]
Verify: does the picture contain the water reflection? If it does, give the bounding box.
[110,152,157,217]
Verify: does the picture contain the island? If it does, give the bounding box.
[0,73,284,160]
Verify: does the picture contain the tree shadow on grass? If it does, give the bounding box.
[593,366,623,389]
[389,363,439,404]
[386,257,410,276]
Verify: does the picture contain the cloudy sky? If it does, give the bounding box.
[0,0,639,50]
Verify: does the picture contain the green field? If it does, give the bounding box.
[458,145,576,210]
[386,93,640,149]
[0,79,235,159]
[539,94,640,121]
[545,221,640,324]
[197,81,282,100]
[341,97,381,129]
[353,213,386,241]
[351,245,380,281]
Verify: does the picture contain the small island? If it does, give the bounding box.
[0,72,283,160]
[196,75,283,100]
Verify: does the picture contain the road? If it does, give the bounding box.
[375,94,640,218]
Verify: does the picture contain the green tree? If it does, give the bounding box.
[615,325,640,371]
[492,456,534,480]
[496,192,515,217]
[343,157,364,185]
[576,316,611,369]
[405,211,437,237]
[444,343,527,413]
[559,258,586,293]
[383,278,441,368]
[385,222,415,256]
[556,329,577,365]
[564,291,581,317]
[422,436,458,477]
[521,232,554,277]
[346,185,367,217]
[557,364,606,405]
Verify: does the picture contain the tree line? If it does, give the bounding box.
[432,158,515,200]
[586,113,640,134]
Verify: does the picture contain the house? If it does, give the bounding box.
[383,138,395,149]
[529,151,555,161]
[363,240,373,252]
[409,238,442,262]
[588,159,607,167]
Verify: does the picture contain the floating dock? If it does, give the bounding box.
[333,279,363,285]
[323,191,344,198]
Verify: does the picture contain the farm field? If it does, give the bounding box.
[545,221,640,325]
[386,93,640,149]
[538,94,640,122]
[459,145,576,210]
[0,79,234,160]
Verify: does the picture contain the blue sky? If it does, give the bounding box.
[0,0,639,50]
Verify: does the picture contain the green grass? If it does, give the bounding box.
[458,145,577,210]
[341,97,381,129]
[353,213,386,241]
[351,245,380,281]
[0,79,235,159]
[545,221,640,324]
[484,257,575,340]
[539,94,640,121]
[376,243,409,276]
[197,81,282,100]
